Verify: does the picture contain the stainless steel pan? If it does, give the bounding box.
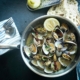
[20,15,80,77]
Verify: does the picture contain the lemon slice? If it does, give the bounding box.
[27,0,41,9]
[44,18,60,31]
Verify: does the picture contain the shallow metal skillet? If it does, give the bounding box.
[21,15,80,77]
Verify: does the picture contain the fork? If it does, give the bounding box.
[0,18,13,32]
[0,18,16,42]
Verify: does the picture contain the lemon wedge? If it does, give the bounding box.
[44,18,60,31]
[27,0,41,9]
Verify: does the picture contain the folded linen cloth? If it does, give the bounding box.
[0,17,21,55]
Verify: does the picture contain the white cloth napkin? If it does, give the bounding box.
[0,17,21,55]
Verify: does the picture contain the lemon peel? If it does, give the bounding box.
[44,18,60,31]
[27,0,41,9]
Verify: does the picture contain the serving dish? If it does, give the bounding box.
[27,0,61,11]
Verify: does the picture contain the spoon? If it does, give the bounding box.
[0,26,16,42]
[4,25,16,38]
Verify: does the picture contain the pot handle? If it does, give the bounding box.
[0,44,20,49]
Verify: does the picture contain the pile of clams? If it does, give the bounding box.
[23,18,77,73]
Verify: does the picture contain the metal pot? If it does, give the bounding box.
[1,15,80,77]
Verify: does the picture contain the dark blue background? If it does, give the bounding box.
[0,0,79,80]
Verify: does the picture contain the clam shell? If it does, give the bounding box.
[35,24,47,34]
[53,28,63,40]
[68,44,77,55]
[51,62,55,70]
[56,50,62,57]
[44,60,51,67]
[32,33,43,40]
[55,40,62,48]
[53,32,58,40]
[63,32,76,42]
[48,43,55,53]
[37,60,44,69]
[33,38,43,47]
[41,55,49,61]
[24,46,31,58]
[62,53,72,60]
[42,43,49,55]
[44,67,53,73]
[60,23,69,32]
[29,44,37,55]
[55,40,67,52]
[58,57,72,67]
[31,60,38,67]
[42,42,55,55]
[64,41,77,45]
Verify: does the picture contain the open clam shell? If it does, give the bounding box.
[34,25,47,35]
[24,46,31,58]
[41,55,49,62]
[67,44,77,55]
[32,33,43,40]
[53,32,59,40]
[29,44,37,55]
[31,60,38,67]
[42,42,55,55]
[58,57,72,67]
[24,44,37,58]
[37,60,44,69]
[55,40,67,52]
[42,43,49,55]
[44,60,51,67]
[51,62,55,70]
[53,28,63,40]
[62,53,72,60]
[63,31,76,42]
[33,38,43,47]
[60,23,69,32]
[56,50,62,57]
[44,67,53,74]
[64,41,77,45]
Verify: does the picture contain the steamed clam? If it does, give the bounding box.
[58,57,72,67]
[33,38,43,47]
[31,60,38,67]
[53,28,63,40]
[62,53,72,60]
[55,40,67,53]
[24,18,77,74]
[37,60,44,69]
[44,67,53,73]
[42,41,55,55]
[60,23,69,32]
[24,46,31,58]
[24,43,37,58]
[51,62,55,71]
[34,24,47,35]
[44,60,51,67]
[32,32,44,47]
[67,44,77,55]
[63,31,76,42]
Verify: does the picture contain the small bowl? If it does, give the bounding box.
[20,15,80,78]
